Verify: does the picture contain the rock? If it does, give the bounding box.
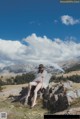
[63,80,73,89]
[43,81,80,113]
[6,80,79,114]
[66,88,80,105]
[67,107,80,115]
[43,84,69,113]
[76,89,80,97]
[66,90,78,104]
[48,93,69,113]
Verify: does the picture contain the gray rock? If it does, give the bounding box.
[63,80,73,89]
[43,84,69,113]
[76,89,80,97]
[66,90,78,104]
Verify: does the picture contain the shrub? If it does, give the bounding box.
[0,86,3,92]
[14,73,35,84]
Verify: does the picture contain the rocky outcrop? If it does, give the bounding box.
[43,81,80,113]
[43,83,69,113]
[5,81,80,113]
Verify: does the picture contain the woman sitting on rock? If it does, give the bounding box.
[24,64,52,108]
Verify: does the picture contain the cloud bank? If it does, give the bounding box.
[61,15,80,25]
[0,34,80,67]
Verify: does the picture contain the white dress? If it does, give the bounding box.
[33,70,52,88]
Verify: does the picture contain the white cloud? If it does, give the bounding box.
[24,33,80,63]
[0,39,28,65]
[0,34,80,68]
[61,15,80,25]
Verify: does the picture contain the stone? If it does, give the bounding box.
[66,90,78,104]
[43,83,69,113]
[76,89,80,97]
[63,80,73,89]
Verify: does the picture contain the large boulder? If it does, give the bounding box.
[43,83,69,113]
[66,90,78,104]
[43,81,80,113]
[76,89,80,97]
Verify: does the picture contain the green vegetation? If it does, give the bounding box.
[70,97,80,108]
[0,86,3,92]
[50,74,80,83]
[0,73,35,86]
[0,79,6,86]
[14,73,35,84]
[0,99,46,119]
[65,64,80,73]
[0,73,80,86]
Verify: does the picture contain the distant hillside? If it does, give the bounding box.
[56,70,80,78]
[65,64,80,73]
[0,73,35,86]
[0,63,64,74]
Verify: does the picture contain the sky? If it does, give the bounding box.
[0,0,80,40]
[0,0,80,67]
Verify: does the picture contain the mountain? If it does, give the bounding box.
[58,58,80,70]
[0,63,64,75]
[0,57,80,75]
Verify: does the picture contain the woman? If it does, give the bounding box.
[24,64,52,108]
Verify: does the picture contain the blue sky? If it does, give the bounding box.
[0,0,80,41]
[0,0,80,67]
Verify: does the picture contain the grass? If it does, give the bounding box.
[70,97,80,108]
[0,92,80,117]
[0,99,47,119]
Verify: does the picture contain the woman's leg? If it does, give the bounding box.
[31,82,42,107]
[24,82,37,105]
